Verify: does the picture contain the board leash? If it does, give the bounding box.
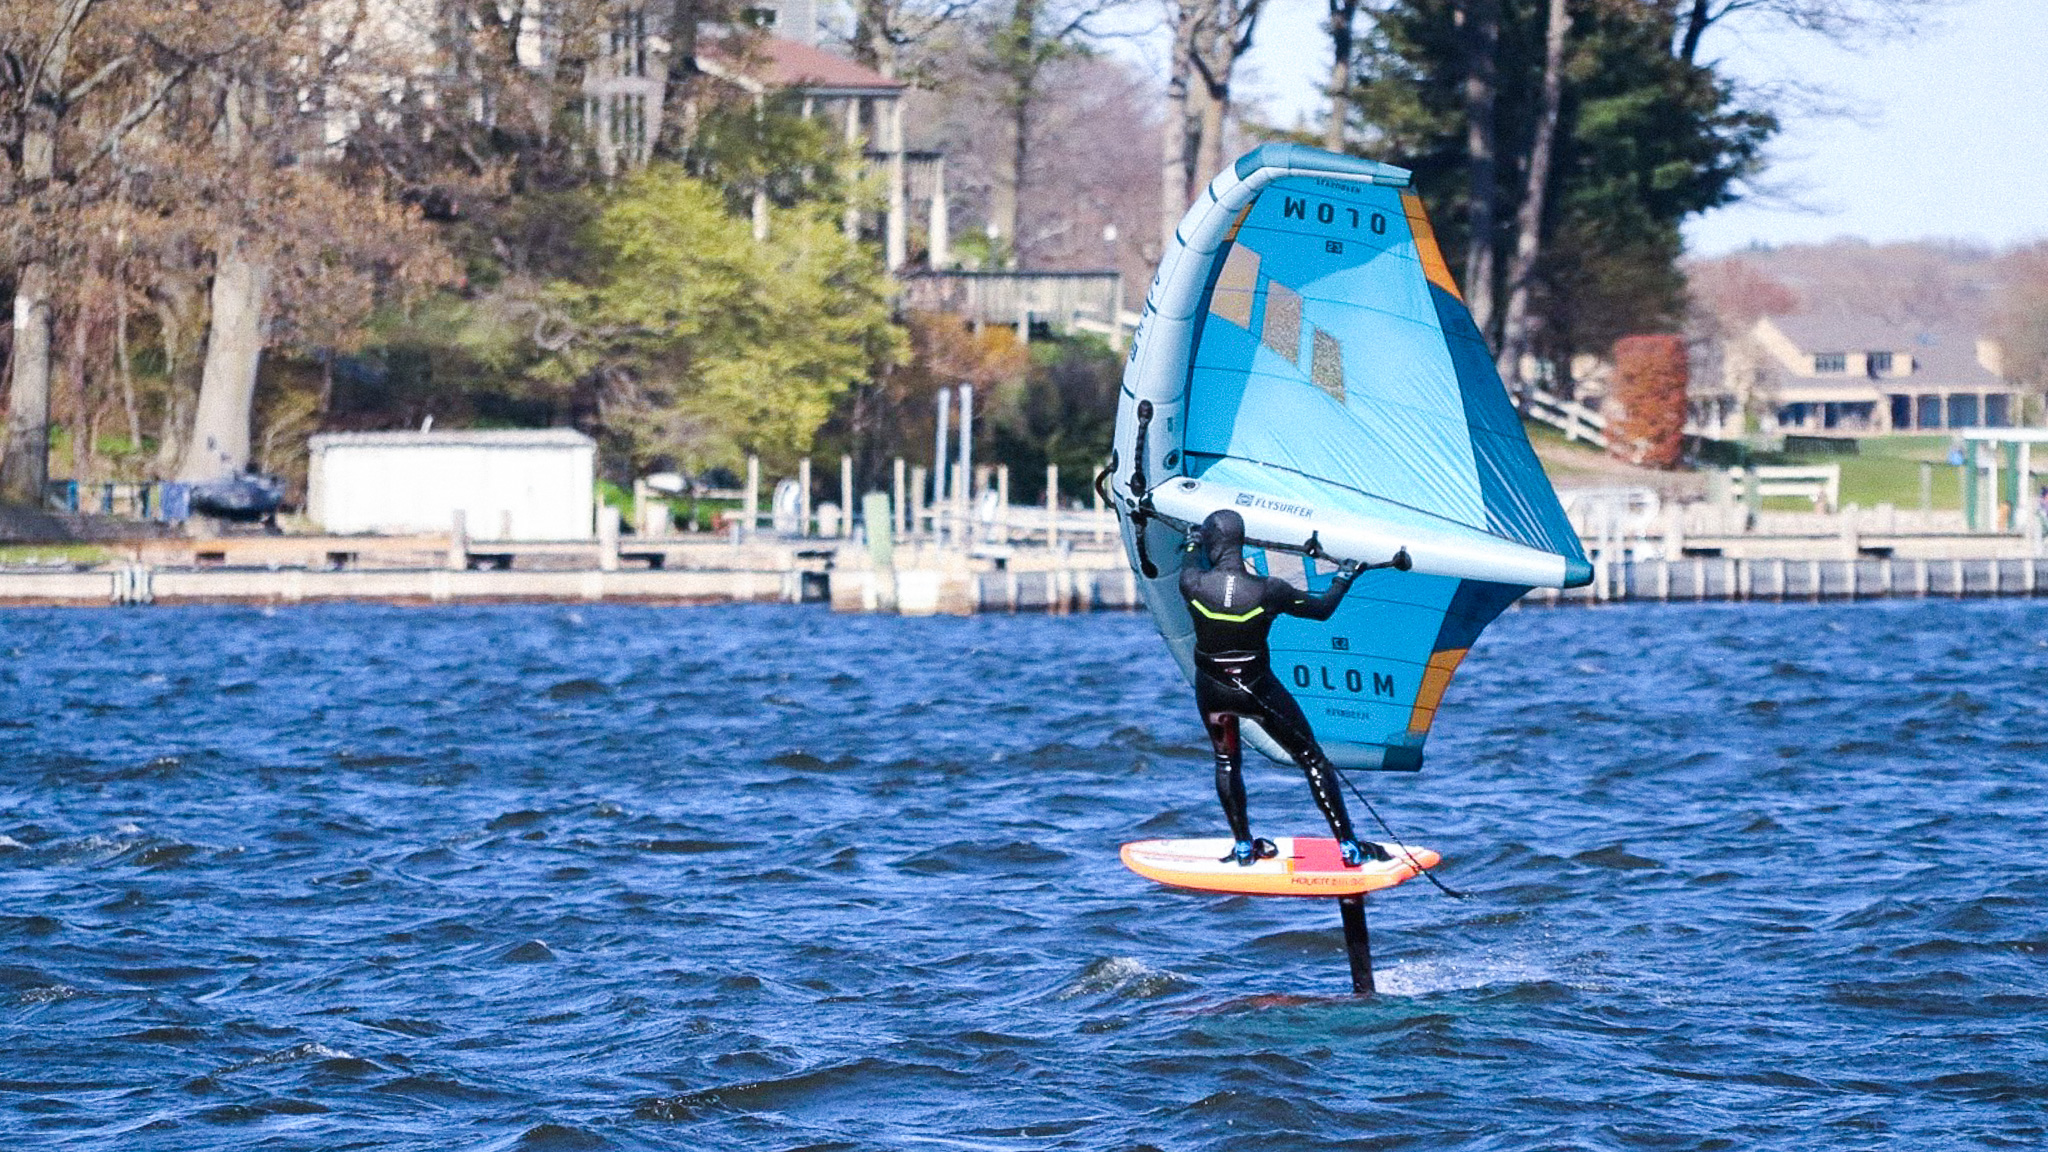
[1333,767,1469,899]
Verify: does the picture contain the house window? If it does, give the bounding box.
[1814,352,1846,374]
[1867,351,1893,376]
[1916,394,1941,429]
[1985,393,2011,428]
[611,9,648,77]
[1948,394,1980,428]
[741,6,779,28]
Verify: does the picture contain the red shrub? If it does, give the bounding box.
[1609,334,1689,469]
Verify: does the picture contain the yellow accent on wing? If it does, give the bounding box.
[1188,600,1265,623]
[1401,190,1464,302]
[1405,648,1469,736]
[1222,202,1255,242]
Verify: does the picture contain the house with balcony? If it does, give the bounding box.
[579,3,942,272]
[1715,313,2021,436]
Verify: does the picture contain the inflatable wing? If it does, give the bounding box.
[1109,144,1592,771]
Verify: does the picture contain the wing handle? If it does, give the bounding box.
[1128,400,1154,498]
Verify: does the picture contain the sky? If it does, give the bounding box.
[1229,0,2048,255]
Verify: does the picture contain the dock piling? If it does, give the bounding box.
[1046,464,1060,551]
[894,458,908,537]
[799,457,813,538]
[744,455,760,539]
[910,465,929,539]
[447,510,468,571]
[598,504,620,572]
[841,455,855,537]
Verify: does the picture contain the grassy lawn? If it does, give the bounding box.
[0,544,114,567]
[1525,421,1597,459]
[1822,435,1963,510]
[1704,433,1970,510]
[1526,417,1981,510]
[1523,422,1658,486]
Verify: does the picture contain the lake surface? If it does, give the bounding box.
[3,600,2045,1150]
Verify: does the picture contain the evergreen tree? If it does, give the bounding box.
[1355,0,1773,389]
[987,335,1123,503]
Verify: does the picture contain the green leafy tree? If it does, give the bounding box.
[541,166,905,474]
[682,92,856,219]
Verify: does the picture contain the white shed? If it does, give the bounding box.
[307,429,598,540]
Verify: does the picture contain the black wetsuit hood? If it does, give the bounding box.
[1198,509,1247,572]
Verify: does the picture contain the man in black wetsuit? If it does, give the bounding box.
[1180,508,1391,869]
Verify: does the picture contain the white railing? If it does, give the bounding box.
[1565,493,1977,565]
[1069,308,1143,347]
[1524,387,1607,449]
[900,271,1121,333]
[1562,486,1662,542]
[1714,464,1842,512]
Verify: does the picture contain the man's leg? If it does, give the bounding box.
[1249,678,1390,865]
[1201,710,1277,865]
[1204,710,1253,845]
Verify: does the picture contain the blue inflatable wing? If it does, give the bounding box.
[1109,144,1591,771]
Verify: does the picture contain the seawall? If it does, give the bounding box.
[5,555,2048,610]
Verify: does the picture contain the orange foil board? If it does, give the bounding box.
[1120,837,1441,897]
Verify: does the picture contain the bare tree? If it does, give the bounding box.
[1993,243,2048,409]
[852,0,983,81]
[1456,0,1500,338]
[984,0,1124,264]
[1159,3,1196,248]
[914,29,1158,275]
[1673,0,1942,65]
[1690,238,1994,330]
[1,0,92,503]
[1158,0,1268,241]
[658,0,708,155]
[174,2,454,482]
[2,0,210,502]
[175,7,318,482]
[1323,0,1369,150]
[1494,0,1566,395]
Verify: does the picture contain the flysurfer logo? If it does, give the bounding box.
[1234,492,1314,517]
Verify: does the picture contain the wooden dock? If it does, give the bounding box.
[2,566,804,608]
[0,561,1153,612]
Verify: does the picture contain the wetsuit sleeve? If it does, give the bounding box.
[1273,566,1358,622]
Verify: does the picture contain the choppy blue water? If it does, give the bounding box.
[3,600,2045,1150]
